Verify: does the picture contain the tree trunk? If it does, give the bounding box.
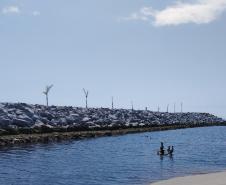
[46,94,48,107]
[86,97,87,108]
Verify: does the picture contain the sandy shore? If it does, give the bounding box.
[150,171,226,185]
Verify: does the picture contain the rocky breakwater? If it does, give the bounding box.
[0,102,225,146]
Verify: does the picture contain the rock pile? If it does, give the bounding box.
[0,102,224,135]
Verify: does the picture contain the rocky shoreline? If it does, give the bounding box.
[1,124,225,147]
[0,102,225,146]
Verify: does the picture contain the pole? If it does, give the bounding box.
[112,97,114,109]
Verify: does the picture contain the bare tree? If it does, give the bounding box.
[83,88,89,108]
[43,84,53,107]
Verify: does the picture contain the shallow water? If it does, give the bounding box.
[0,126,226,185]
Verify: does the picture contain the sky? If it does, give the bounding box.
[0,0,226,118]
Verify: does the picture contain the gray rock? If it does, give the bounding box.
[0,117,12,127]
[0,102,224,131]
[12,118,31,127]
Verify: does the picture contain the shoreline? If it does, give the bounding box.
[0,123,225,147]
[150,171,226,185]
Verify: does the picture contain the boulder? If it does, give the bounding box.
[0,117,12,127]
[12,118,32,127]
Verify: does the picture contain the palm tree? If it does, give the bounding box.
[43,84,53,107]
[83,88,89,108]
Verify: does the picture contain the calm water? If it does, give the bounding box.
[0,126,226,185]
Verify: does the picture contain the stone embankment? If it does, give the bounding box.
[0,102,224,146]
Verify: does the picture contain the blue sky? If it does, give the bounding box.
[0,0,226,118]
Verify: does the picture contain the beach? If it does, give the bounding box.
[150,171,226,185]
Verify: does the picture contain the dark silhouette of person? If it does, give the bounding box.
[167,146,171,154]
[170,146,174,154]
[167,146,174,155]
[159,142,165,155]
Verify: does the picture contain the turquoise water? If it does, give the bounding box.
[0,126,226,185]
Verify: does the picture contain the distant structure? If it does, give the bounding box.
[111,96,114,109]
[167,104,169,113]
[174,103,176,113]
[43,84,53,107]
[83,88,89,109]
[181,102,183,113]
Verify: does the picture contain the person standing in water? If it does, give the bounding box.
[159,142,165,155]
[167,146,171,154]
[167,146,174,155]
[170,146,174,154]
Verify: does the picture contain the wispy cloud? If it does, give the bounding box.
[1,6,41,17]
[2,6,21,14]
[32,11,40,16]
[122,0,226,26]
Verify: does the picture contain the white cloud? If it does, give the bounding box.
[2,6,20,14]
[32,11,40,16]
[120,13,148,21]
[123,0,226,26]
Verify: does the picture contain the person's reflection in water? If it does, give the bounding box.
[169,154,174,161]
